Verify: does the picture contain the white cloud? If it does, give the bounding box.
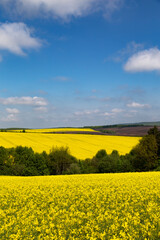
[0,0,124,20]
[0,96,48,106]
[103,0,124,19]
[110,41,144,63]
[127,102,150,108]
[6,108,20,114]
[111,108,124,113]
[124,48,160,72]
[104,112,114,116]
[34,106,48,112]
[74,109,99,116]
[0,22,41,56]
[103,108,124,117]
[1,114,18,122]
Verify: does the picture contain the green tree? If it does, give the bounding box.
[34,152,49,175]
[13,146,38,175]
[0,146,9,167]
[48,146,77,175]
[131,135,158,171]
[65,163,81,174]
[109,150,121,172]
[80,158,97,174]
[120,154,135,172]
[148,126,160,157]
[91,149,107,173]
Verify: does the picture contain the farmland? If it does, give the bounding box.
[0,172,160,239]
[9,128,97,133]
[0,131,140,159]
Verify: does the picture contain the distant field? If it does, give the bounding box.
[10,128,97,133]
[98,126,160,136]
[0,172,160,239]
[0,132,140,158]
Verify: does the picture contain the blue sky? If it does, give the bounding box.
[0,0,160,128]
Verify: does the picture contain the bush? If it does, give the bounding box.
[65,163,81,174]
[48,146,77,175]
[0,146,9,167]
[131,135,158,171]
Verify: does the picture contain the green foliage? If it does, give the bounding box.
[120,154,135,172]
[34,152,49,175]
[0,146,9,166]
[48,146,77,175]
[80,158,97,174]
[65,163,81,174]
[0,126,160,176]
[148,126,160,157]
[0,129,6,132]
[131,135,158,171]
[13,146,37,175]
[0,146,50,176]
[90,149,122,173]
[95,149,107,159]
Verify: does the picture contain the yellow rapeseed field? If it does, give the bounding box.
[0,172,160,239]
[0,132,140,158]
[10,128,97,133]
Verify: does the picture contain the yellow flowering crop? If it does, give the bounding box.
[0,172,160,239]
[0,132,140,158]
[10,128,97,133]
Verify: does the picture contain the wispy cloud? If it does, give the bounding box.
[6,108,20,114]
[103,0,124,19]
[127,102,150,108]
[52,76,71,82]
[0,0,124,20]
[0,22,42,59]
[109,41,144,63]
[74,109,99,116]
[0,96,48,106]
[2,108,20,122]
[103,112,115,116]
[124,47,160,72]
[103,108,124,116]
[1,114,19,122]
[111,108,124,113]
[34,106,48,112]
[83,95,111,102]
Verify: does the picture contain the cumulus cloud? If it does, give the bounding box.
[1,114,18,122]
[0,0,124,20]
[0,96,48,106]
[0,22,41,56]
[6,108,20,114]
[124,48,160,72]
[127,102,150,108]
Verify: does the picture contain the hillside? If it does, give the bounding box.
[85,122,160,136]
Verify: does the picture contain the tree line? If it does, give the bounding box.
[0,126,160,176]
